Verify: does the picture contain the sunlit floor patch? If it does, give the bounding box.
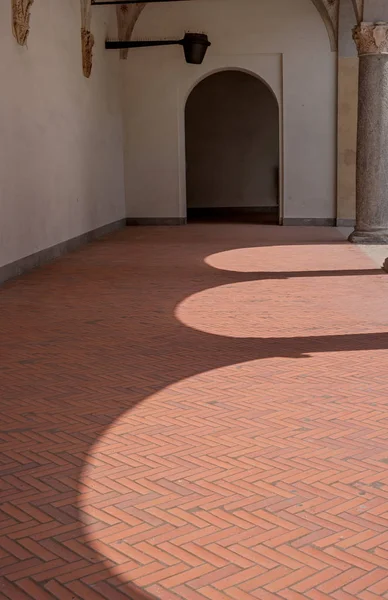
[204,244,366,273]
[176,276,387,338]
[82,353,388,599]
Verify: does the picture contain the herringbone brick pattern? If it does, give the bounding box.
[1,224,388,600]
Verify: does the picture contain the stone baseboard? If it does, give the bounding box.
[283,218,336,226]
[126,218,187,226]
[0,219,126,286]
[336,218,356,227]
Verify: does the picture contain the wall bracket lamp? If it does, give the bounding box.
[105,33,211,64]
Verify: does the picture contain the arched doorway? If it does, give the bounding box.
[185,70,280,224]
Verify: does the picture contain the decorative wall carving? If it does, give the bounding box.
[353,22,388,55]
[81,27,94,78]
[12,0,34,46]
[80,0,94,78]
[116,3,145,60]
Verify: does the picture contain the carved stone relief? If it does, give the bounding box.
[116,3,145,60]
[81,27,94,78]
[353,21,388,55]
[80,0,94,78]
[12,0,34,46]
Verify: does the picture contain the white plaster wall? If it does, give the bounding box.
[364,0,388,21]
[122,0,337,221]
[0,1,125,268]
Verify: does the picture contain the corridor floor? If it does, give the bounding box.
[1,224,388,600]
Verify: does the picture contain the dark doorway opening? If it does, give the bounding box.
[185,70,280,224]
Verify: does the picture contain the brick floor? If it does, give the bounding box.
[1,224,388,600]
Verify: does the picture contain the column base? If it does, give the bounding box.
[348,229,388,244]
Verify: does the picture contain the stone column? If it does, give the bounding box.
[349,22,388,244]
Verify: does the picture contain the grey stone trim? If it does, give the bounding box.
[283,218,336,226]
[0,219,126,286]
[336,218,356,227]
[126,218,187,226]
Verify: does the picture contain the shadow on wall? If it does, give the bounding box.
[0,224,387,599]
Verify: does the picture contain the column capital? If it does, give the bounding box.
[353,22,388,56]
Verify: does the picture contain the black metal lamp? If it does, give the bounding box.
[182,33,211,65]
[105,33,211,65]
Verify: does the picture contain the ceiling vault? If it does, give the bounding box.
[109,0,362,56]
[9,0,364,75]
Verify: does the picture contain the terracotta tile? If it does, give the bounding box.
[1,224,388,598]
